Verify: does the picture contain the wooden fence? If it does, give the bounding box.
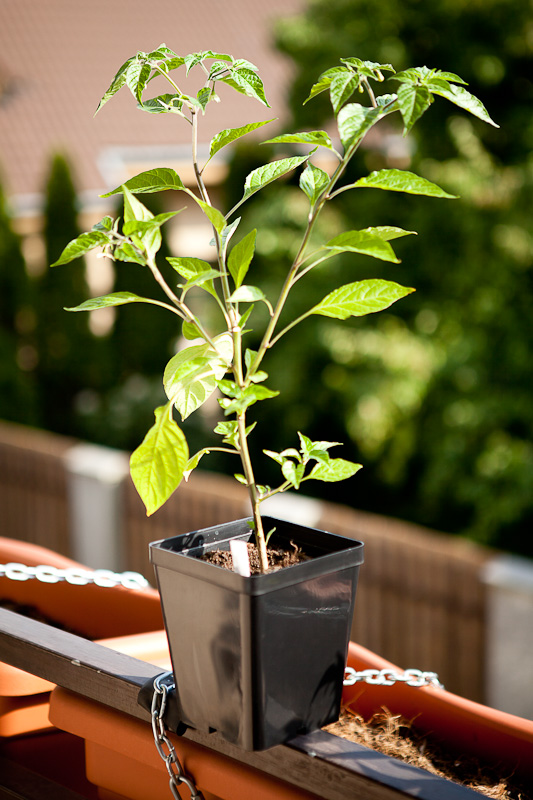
[0,420,490,702]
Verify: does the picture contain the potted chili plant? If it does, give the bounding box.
[52,49,497,749]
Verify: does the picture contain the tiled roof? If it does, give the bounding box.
[0,0,305,209]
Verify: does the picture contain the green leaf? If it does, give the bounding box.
[312,279,415,319]
[179,269,222,294]
[363,226,417,241]
[122,186,161,259]
[431,83,499,127]
[330,70,359,114]
[101,168,186,197]
[298,432,342,462]
[340,58,395,79]
[114,242,145,264]
[182,320,203,340]
[130,404,189,516]
[50,231,109,266]
[167,256,219,299]
[122,210,181,236]
[337,103,384,151]
[92,216,114,233]
[209,120,275,159]
[303,66,349,105]
[397,83,433,133]
[95,56,134,114]
[192,198,226,233]
[228,229,256,288]
[229,285,272,314]
[164,335,232,420]
[242,154,312,201]
[282,460,306,490]
[309,458,363,483]
[227,67,270,107]
[324,230,401,263]
[299,163,330,206]
[139,93,184,114]
[126,58,152,104]
[184,448,212,479]
[264,131,334,149]
[218,382,279,414]
[351,169,456,199]
[65,292,153,312]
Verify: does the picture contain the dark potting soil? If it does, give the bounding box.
[201,540,309,574]
[325,709,531,800]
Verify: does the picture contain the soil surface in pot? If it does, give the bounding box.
[202,541,309,574]
[325,709,531,800]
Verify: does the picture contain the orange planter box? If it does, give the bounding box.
[47,640,533,800]
[0,536,166,737]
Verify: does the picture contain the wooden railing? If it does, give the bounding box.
[0,607,481,800]
[0,420,491,702]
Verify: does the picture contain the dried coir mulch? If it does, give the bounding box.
[325,708,531,799]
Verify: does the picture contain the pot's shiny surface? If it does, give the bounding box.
[150,516,364,750]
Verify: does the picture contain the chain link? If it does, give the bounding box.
[344,667,444,689]
[0,562,149,590]
[151,673,204,800]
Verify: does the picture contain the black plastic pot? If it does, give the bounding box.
[150,515,364,751]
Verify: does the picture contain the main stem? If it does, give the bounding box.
[191,105,268,573]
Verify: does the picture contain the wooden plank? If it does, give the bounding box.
[0,608,480,800]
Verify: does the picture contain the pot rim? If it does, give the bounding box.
[149,515,364,595]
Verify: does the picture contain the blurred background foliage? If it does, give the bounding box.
[0,0,532,556]
[221,0,533,556]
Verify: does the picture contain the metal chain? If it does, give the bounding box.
[344,667,444,689]
[0,562,149,590]
[151,672,204,800]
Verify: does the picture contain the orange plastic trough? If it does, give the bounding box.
[0,536,164,737]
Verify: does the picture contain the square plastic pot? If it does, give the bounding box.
[150,515,364,751]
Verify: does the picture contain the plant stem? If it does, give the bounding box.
[146,254,218,349]
[237,411,269,572]
[191,105,268,570]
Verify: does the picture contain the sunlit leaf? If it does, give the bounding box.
[324,230,401,263]
[227,67,269,107]
[303,66,349,105]
[363,226,417,241]
[242,154,312,201]
[209,120,275,159]
[431,83,499,127]
[264,130,333,149]
[397,83,433,133]
[309,458,363,482]
[337,103,384,150]
[65,292,152,312]
[164,335,232,419]
[351,169,456,198]
[330,70,359,113]
[300,162,330,206]
[130,404,189,516]
[228,229,256,288]
[167,257,219,298]
[101,168,186,197]
[311,279,415,319]
[95,56,134,114]
[139,94,184,114]
[50,231,109,266]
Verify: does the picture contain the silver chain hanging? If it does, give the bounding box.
[151,672,204,800]
[0,562,150,590]
[344,666,444,689]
